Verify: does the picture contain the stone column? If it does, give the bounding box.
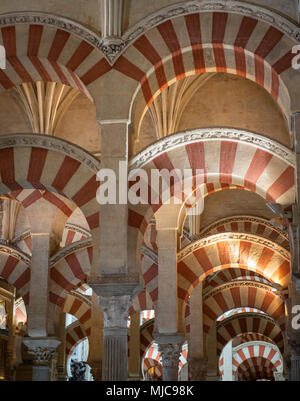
[128,312,141,380]
[188,282,207,381]
[27,233,50,337]
[99,294,131,381]
[91,280,141,381]
[56,313,68,381]
[287,332,300,381]
[23,337,60,381]
[156,334,184,381]
[206,321,219,381]
[154,205,184,381]
[222,340,233,381]
[97,120,129,276]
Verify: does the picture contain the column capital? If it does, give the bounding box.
[99,294,131,329]
[158,342,182,369]
[23,337,61,366]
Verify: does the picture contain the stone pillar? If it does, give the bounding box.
[99,294,131,381]
[156,334,184,381]
[188,282,207,381]
[206,321,219,381]
[222,340,233,381]
[87,291,103,381]
[156,228,178,333]
[128,312,141,380]
[56,313,68,381]
[287,332,300,381]
[90,281,141,381]
[97,120,129,276]
[23,337,60,381]
[27,233,50,337]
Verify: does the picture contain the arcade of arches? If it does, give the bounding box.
[0,0,300,382]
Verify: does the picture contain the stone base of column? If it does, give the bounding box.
[23,337,61,381]
[188,358,208,381]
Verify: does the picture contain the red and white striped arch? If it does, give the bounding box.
[235,332,276,346]
[202,268,274,294]
[203,281,285,335]
[0,23,102,100]
[232,342,282,380]
[66,319,88,356]
[235,356,277,381]
[0,136,100,235]
[200,216,289,250]
[61,292,92,337]
[129,130,294,268]
[127,11,297,130]
[217,314,284,355]
[0,246,30,304]
[49,241,93,306]
[178,232,290,303]
[141,254,158,305]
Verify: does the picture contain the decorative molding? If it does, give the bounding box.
[141,245,158,264]
[0,2,299,66]
[0,133,101,174]
[23,337,61,366]
[178,232,291,262]
[203,280,284,302]
[121,1,300,65]
[50,237,93,267]
[199,215,288,240]
[64,223,91,238]
[0,243,30,265]
[69,290,92,307]
[129,128,295,170]
[216,311,278,329]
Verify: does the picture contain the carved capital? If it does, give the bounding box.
[158,343,182,369]
[23,337,61,366]
[99,295,131,329]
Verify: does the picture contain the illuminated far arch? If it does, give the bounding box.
[128,128,294,276]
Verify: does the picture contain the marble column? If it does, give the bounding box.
[156,334,184,381]
[99,294,131,381]
[23,337,60,381]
